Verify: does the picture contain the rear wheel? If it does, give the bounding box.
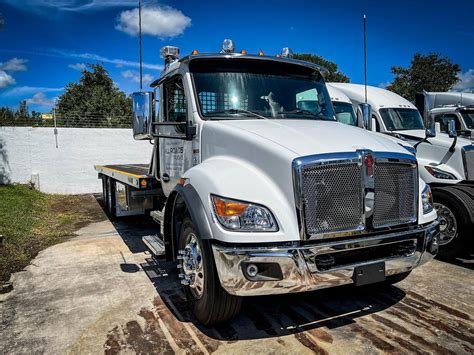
[106,177,116,219]
[178,217,242,325]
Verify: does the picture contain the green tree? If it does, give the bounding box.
[15,101,29,121]
[387,53,460,102]
[55,64,133,127]
[294,53,350,83]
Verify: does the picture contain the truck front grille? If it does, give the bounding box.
[462,146,474,180]
[301,162,363,235]
[373,162,417,228]
[294,151,418,239]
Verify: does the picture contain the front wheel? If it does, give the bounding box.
[178,217,242,325]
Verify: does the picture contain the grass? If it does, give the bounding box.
[0,184,106,283]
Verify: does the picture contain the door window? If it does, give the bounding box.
[164,77,187,123]
[435,114,461,132]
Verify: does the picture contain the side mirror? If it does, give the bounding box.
[425,114,436,138]
[132,92,154,140]
[448,120,457,138]
[358,103,372,131]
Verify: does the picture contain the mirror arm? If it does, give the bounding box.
[413,137,431,151]
[449,137,457,153]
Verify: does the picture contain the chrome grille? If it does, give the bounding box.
[373,162,417,228]
[301,162,363,235]
[462,146,474,180]
[294,151,418,239]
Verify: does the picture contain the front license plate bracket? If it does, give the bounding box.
[353,262,386,286]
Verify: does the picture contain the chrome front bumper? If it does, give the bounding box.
[212,221,439,296]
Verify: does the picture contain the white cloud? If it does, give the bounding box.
[0,71,16,89]
[378,81,391,89]
[26,92,56,108]
[53,50,163,70]
[0,58,28,72]
[451,69,474,92]
[116,6,191,38]
[121,70,153,84]
[4,0,136,12]
[1,86,63,97]
[68,63,87,71]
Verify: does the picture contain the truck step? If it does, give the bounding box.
[142,234,165,256]
[150,210,164,224]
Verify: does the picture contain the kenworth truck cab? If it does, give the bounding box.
[329,83,473,259]
[95,42,439,325]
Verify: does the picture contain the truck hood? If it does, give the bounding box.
[394,129,473,149]
[215,119,409,156]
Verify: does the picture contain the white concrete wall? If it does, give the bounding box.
[0,127,152,194]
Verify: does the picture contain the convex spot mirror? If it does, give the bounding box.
[132,91,154,140]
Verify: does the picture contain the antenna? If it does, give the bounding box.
[139,0,143,91]
[363,14,367,103]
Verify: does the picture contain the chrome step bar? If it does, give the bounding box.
[142,234,165,256]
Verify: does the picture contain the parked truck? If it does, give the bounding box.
[416,91,474,140]
[329,83,473,259]
[95,41,439,325]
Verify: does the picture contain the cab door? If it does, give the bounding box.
[157,75,194,196]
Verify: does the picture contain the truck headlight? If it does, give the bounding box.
[424,166,456,180]
[421,185,434,214]
[211,195,278,232]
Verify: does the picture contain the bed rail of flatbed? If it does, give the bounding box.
[94,164,155,189]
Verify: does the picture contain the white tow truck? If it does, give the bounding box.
[95,41,439,325]
[329,83,473,259]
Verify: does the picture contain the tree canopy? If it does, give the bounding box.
[387,53,460,102]
[294,53,350,83]
[55,63,133,127]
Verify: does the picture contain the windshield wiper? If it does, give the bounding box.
[279,109,327,120]
[207,109,267,120]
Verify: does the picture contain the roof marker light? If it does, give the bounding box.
[192,49,199,55]
[258,49,265,56]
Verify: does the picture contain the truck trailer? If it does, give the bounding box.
[95,41,439,325]
[328,83,473,259]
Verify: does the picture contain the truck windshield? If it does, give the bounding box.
[460,110,474,129]
[333,102,356,126]
[379,108,425,131]
[190,58,335,121]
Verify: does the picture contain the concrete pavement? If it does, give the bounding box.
[0,203,473,354]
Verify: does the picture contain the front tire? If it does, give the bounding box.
[178,217,242,325]
[432,187,472,260]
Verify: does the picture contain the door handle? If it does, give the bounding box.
[162,173,170,182]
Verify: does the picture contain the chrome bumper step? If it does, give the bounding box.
[142,234,165,256]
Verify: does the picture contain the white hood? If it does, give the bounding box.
[213,119,410,156]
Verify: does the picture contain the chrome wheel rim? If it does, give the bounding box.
[181,233,204,299]
[434,203,457,246]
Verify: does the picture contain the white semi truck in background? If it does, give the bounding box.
[328,83,473,259]
[416,91,474,140]
[94,42,439,325]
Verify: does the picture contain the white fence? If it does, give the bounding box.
[0,127,152,194]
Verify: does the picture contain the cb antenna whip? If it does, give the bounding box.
[364,14,367,103]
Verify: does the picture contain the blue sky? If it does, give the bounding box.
[0,0,473,112]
